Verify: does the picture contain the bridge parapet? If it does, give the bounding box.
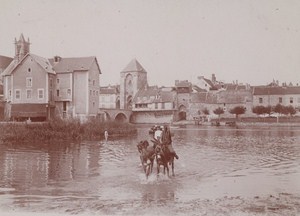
[98,108,132,122]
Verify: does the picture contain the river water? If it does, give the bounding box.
[0,125,300,215]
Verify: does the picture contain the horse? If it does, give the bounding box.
[152,139,175,177]
[137,140,155,179]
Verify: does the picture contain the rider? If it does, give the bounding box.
[161,125,179,159]
[154,125,163,142]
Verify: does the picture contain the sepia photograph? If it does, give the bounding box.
[0,0,300,215]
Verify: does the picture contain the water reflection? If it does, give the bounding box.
[0,125,300,213]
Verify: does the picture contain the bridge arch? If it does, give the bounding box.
[115,112,127,122]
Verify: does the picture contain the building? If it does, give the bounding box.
[99,85,120,109]
[1,34,101,122]
[131,86,177,123]
[253,85,300,109]
[49,56,101,121]
[120,59,148,109]
[2,53,56,121]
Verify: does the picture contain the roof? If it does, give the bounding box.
[175,80,191,88]
[253,86,300,95]
[2,53,55,76]
[100,85,120,94]
[133,86,176,103]
[49,56,100,73]
[203,78,214,87]
[11,104,47,117]
[0,55,13,70]
[121,59,147,73]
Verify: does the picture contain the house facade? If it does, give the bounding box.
[50,56,101,121]
[1,34,101,122]
[2,53,56,121]
[253,86,300,109]
[131,86,177,123]
[99,85,120,109]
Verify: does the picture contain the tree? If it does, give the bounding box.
[213,107,224,120]
[252,105,265,116]
[273,104,284,116]
[202,108,210,115]
[263,105,272,116]
[229,106,246,119]
[286,105,296,116]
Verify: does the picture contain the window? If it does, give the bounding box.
[50,90,53,101]
[50,78,53,88]
[56,90,60,97]
[155,103,158,109]
[38,89,44,99]
[15,89,21,99]
[279,97,282,103]
[26,89,32,99]
[67,89,71,96]
[28,68,31,73]
[26,77,32,87]
[90,90,92,95]
[93,101,95,107]
[290,97,294,104]
[57,79,59,84]
[259,97,263,103]
[9,89,12,99]
[161,102,165,109]
[93,80,95,86]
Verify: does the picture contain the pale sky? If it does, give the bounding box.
[0,0,300,87]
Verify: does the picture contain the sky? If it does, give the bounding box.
[0,0,300,87]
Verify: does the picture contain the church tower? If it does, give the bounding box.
[120,59,148,109]
[14,33,30,62]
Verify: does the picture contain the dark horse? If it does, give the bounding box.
[152,139,175,177]
[137,140,155,179]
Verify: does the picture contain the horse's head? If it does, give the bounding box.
[137,140,150,153]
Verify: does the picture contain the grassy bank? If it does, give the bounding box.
[0,119,137,143]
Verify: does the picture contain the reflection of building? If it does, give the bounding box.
[99,85,120,109]
[120,59,148,109]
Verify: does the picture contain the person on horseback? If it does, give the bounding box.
[161,125,179,159]
[154,125,163,142]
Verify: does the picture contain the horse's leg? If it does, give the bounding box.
[172,161,174,176]
[166,163,169,177]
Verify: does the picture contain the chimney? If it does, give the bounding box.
[54,56,62,63]
[212,74,216,84]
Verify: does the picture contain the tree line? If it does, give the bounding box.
[197,104,298,120]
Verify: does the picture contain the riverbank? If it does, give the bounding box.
[0,119,137,143]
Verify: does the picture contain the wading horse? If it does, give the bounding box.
[152,139,175,177]
[137,140,155,179]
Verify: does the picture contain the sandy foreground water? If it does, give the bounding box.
[1,193,300,216]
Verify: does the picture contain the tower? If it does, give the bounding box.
[14,33,30,62]
[120,59,148,109]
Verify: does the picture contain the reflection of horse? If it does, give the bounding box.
[137,140,155,179]
[152,139,175,177]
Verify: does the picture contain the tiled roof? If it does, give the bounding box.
[2,53,55,76]
[253,86,300,95]
[0,55,13,70]
[100,85,120,94]
[203,78,214,87]
[133,86,175,103]
[175,80,191,88]
[121,59,146,73]
[49,56,100,73]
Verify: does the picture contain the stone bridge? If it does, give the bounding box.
[98,108,132,123]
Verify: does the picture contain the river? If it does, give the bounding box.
[0,124,300,215]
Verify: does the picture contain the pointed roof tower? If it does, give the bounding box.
[122,58,147,73]
[14,33,30,62]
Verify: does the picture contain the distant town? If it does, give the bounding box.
[0,34,299,124]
